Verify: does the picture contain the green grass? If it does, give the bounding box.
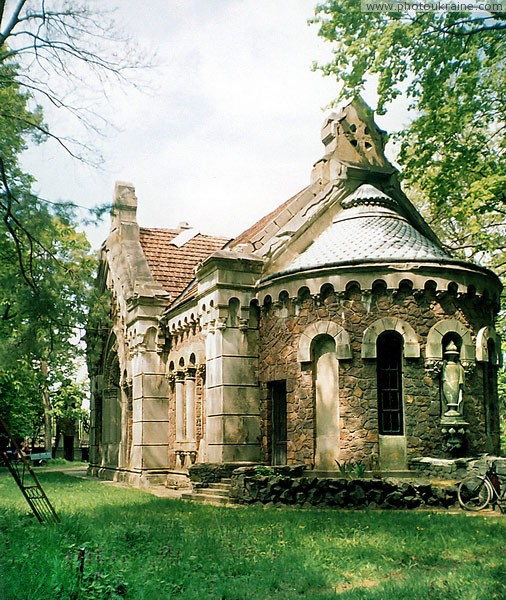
[42,458,89,467]
[0,472,505,599]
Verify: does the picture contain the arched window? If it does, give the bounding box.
[377,332,404,435]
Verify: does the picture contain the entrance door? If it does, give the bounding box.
[63,435,74,462]
[271,381,287,465]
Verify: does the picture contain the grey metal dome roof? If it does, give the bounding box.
[284,184,449,274]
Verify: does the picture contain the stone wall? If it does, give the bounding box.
[411,455,506,479]
[229,468,458,509]
[258,284,497,467]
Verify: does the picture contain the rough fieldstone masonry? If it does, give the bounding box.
[87,97,501,487]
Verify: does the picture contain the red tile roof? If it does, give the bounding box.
[139,228,230,303]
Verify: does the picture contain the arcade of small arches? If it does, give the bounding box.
[160,272,499,349]
[257,276,499,310]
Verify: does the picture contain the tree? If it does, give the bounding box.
[313,4,506,273]
[51,379,88,459]
[0,0,149,163]
[0,71,94,438]
[0,366,43,443]
[0,2,149,443]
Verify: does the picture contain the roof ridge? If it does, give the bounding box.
[229,185,312,249]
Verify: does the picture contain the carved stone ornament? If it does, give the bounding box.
[461,360,476,376]
[441,423,468,454]
[184,366,197,380]
[424,359,444,376]
[175,449,197,468]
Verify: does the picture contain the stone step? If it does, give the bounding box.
[181,480,233,506]
[181,493,230,505]
[181,491,233,506]
[194,489,230,498]
[192,482,231,493]
[205,481,230,490]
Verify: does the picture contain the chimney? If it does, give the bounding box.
[111,181,138,232]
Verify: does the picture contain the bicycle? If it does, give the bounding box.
[458,461,506,512]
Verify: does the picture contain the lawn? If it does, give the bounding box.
[0,471,505,599]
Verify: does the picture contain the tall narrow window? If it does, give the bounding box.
[483,339,498,452]
[377,332,403,435]
[270,381,287,466]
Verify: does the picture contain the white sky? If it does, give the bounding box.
[21,0,410,249]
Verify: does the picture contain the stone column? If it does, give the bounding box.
[175,371,185,442]
[185,367,196,442]
[89,375,103,468]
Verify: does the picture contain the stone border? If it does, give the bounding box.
[410,455,506,479]
[230,468,458,509]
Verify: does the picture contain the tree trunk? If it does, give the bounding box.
[40,360,52,453]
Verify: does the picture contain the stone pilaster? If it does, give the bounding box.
[205,323,261,463]
[130,346,170,473]
[194,250,264,464]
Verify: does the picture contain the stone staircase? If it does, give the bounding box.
[181,478,233,505]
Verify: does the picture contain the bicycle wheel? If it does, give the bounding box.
[458,475,493,511]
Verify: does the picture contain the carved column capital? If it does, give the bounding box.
[121,377,133,391]
[184,366,197,380]
[216,319,227,330]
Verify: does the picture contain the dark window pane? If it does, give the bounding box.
[377,333,403,435]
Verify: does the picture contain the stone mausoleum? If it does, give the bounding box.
[87,98,502,487]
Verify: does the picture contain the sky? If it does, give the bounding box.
[20,0,410,249]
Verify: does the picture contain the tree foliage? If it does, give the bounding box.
[0,65,94,437]
[0,366,43,441]
[313,4,506,273]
